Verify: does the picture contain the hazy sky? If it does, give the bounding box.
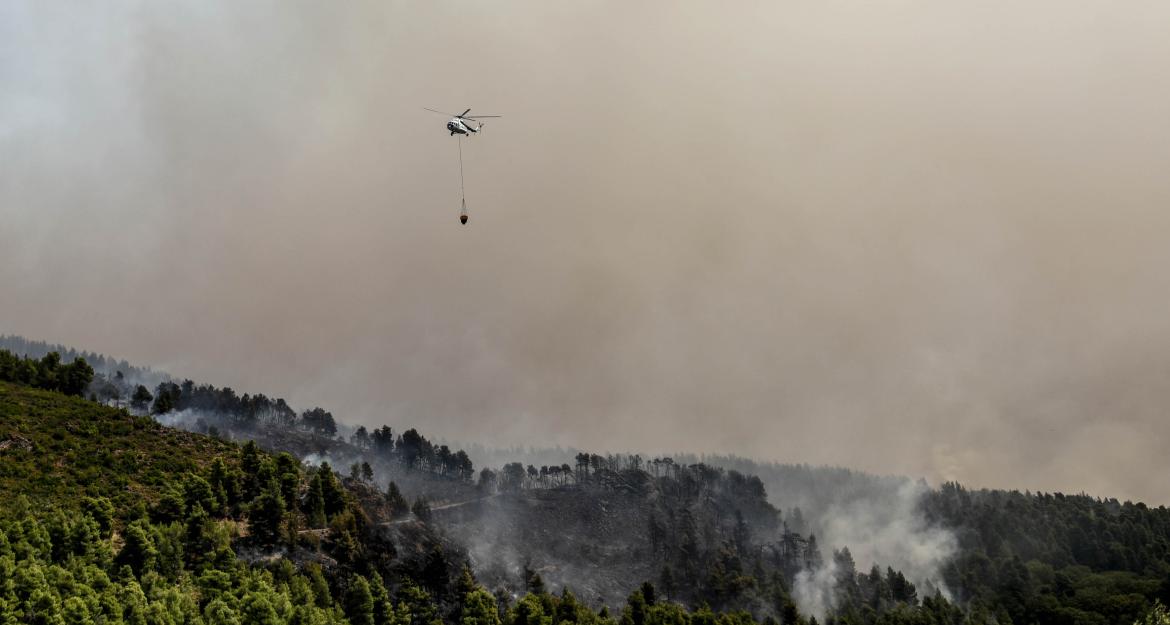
[4,1,1170,504]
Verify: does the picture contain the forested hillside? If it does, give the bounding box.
[0,382,237,513]
[2,339,1170,624]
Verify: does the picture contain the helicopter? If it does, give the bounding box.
[424,108,501,136]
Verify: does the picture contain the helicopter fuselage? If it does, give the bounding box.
[446,118,480,136]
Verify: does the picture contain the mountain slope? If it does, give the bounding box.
[0,380,238,513]
[4,339,1170,624]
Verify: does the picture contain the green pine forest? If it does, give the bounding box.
[2,345,1170,625]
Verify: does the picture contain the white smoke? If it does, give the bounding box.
[151,408,216,431]
[818,480,955,595]
[301,452,329,467]
[793,559,839,621]
[792,480,956,620]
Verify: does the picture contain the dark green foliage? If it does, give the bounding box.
[183,503,214,569]
[249,479,286,547]
[370,572,395,625]
[57,357,94,397]
[921,482,1170,624]
[347,575,376,625]
[326,509,364,567]
[183,472,219,516]
[641,582,657,606]
[302,406,338,436]
[0,349,93,396]
[523,564,545,595]
[0,503,345,624]
[398,579,439,625]
[624,589,648,625]
[116,519,158,575]
[319,462,349,518]
[130,384,152,410]
[305,472,328,529]
[275,452,302,509]
[463,586,503,625]
[80,497,114,537]
[240,440,264,499]
[208,457,241,513]
[151,381,179,414]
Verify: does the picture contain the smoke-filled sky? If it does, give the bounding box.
[4,1,1170,503]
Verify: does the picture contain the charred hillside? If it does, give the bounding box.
[439,462,796,611]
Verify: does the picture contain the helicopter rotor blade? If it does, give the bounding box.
[424,107,458,116]
[465,115,502,119]
[460,108,472,117]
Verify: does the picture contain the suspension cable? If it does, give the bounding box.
[458,137,465,198]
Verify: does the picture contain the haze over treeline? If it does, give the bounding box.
[3,1,1170,504]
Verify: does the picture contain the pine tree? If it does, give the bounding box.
[58,358,94,397]
[509,594,548,625]
[370,573,395,625]
[130,385,153,410]
[116,519,159,578]
[462,588,502,625]
[275,452,302,510]
[305,473,327,529]
[250,479,286,547]
[208,458,240,513]
[523,564,545,595]
[622,589,647,625]
[640,582,656,606]
[319,463,348,517]
[240,592,281,625]
[183,503,212,570]
[240,441,264,500]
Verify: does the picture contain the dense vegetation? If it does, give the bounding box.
[2,338,1170,624]
[924,484,1170,624]
[0,350,95,398]
[0,382,236,513]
